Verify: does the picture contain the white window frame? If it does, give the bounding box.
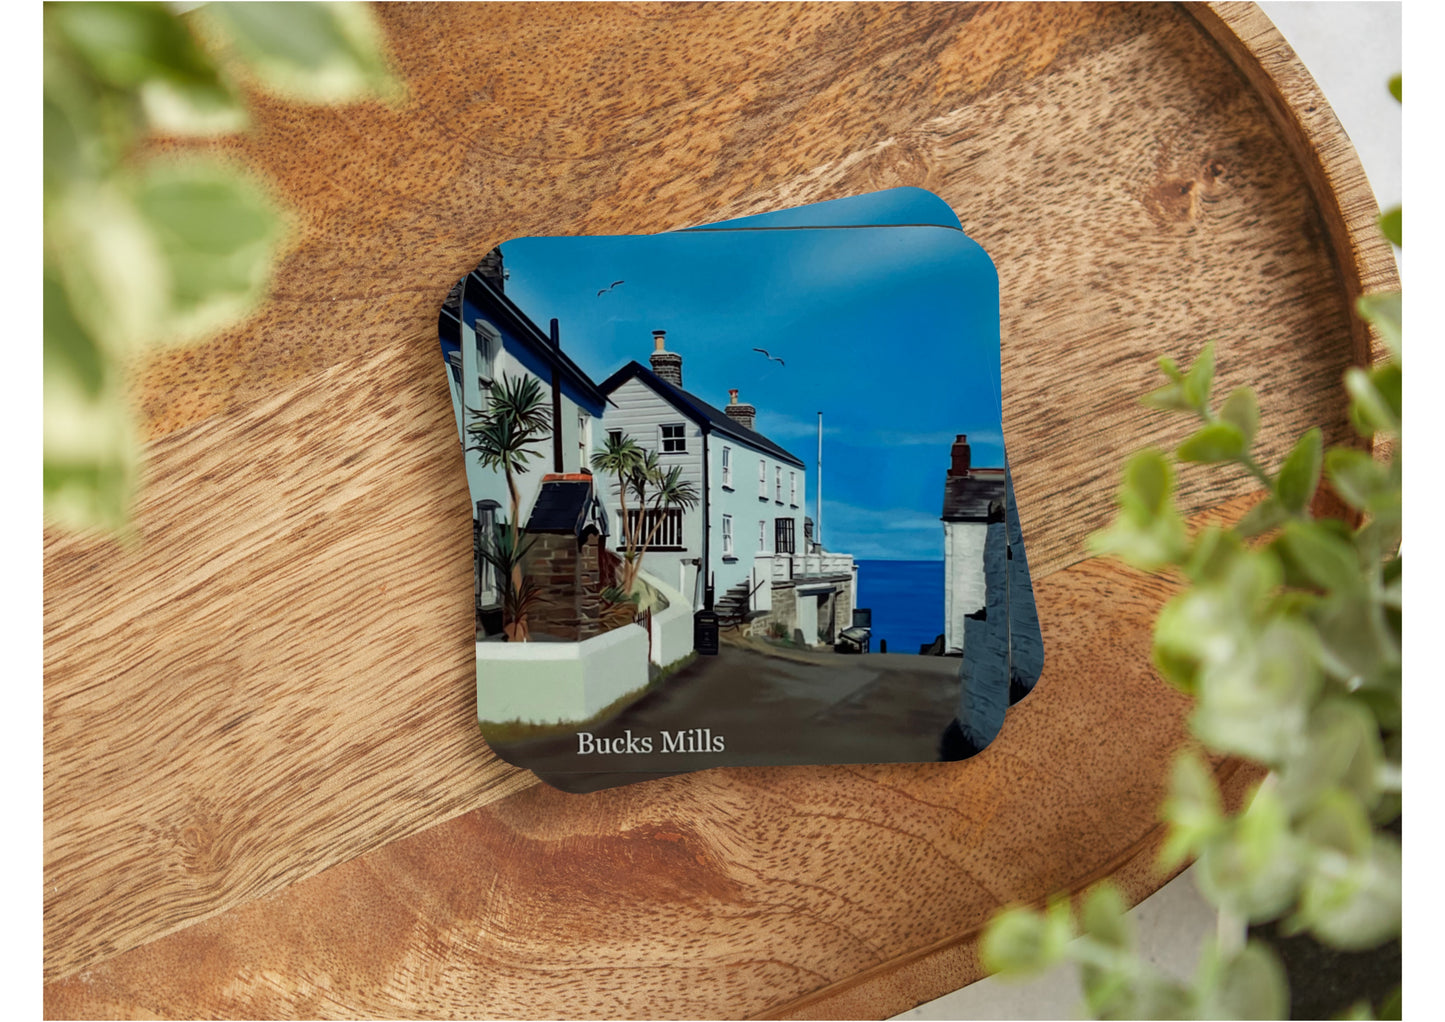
[758,458,768,499]
[477,500,501,608]
[722,514,734,557]
[721,446,733,489]
[775,466,783,502]
[578,411,590,465]
[758,519,767,553]
[474,319,500,388]
[789,471,797,506]
[659,422,687,454]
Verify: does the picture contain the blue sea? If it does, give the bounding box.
[855,560,944,655]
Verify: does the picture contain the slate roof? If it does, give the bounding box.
[942,468,1006,523]
[525,477,609,536]
[597,361,806,468]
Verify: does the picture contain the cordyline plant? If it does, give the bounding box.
[980,79,1401,1021]
[467,373,552,641]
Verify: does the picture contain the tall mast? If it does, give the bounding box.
[816,411,823,549]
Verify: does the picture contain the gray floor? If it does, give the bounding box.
[890,6,1400,1020]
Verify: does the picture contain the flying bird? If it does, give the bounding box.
[752,347,785,366]
[596,280,625,296]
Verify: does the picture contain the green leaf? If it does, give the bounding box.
[1293,834,1401,950]
[1325,448,1388,511]
[1159,752,1223,868]
[1178,421,1246,464]
[50,2,223,91]
[1122,447,1172,517]
[1080,883,1132,950]
[202,2,400,104]
[1275,699,1383,813]
[1211,942,1289,1020]
[44,266,105,398]
[1218,387,1259,445]
[1234,497,1287,539]
[130,158,284,343]
[1183,526,1244,584]
[1388,73,1401,102]
[1089,449,1190,571]
[1345,365,1401,436]
[1181,341,1216,409]
[1275,427,1323,513]
[1296,788,1373,858]
[1274,520,1360,593]
[980,898,1074,976]
[1141,381,1196,414]
[1158,355,1183,382]
[1197,783,1302,921]
[1356,292,1401,358]
[1375,207,1401,248]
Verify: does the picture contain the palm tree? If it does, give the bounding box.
[466,373,550,640]
[591,431,644,555]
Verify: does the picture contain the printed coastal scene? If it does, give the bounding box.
[438,225,1041,775]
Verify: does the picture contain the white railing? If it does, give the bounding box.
[763,551,855,582]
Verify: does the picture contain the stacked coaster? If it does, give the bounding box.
[437,188,1043,793]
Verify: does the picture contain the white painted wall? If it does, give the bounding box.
[638,569,695,667]
[475,623,650,725]
[598,377,706,600]
[944,520,987,654]
[461,316,594,528]
[708,440,806,600]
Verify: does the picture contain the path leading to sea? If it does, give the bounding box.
[497,641,964,784]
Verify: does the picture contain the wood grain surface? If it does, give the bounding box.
[43,2,1396,1017]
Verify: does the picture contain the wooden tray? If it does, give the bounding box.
[43,3,1396,1017]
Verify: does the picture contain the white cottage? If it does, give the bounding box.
[941,435,1006,654]
[598,333,855,643]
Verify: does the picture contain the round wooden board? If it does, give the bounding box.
[43,2,1396,1018]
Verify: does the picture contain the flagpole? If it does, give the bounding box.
[816,411,823,550]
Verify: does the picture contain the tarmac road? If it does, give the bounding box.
[496,642,964,783]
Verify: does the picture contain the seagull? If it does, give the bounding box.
[752,347,785,366]
[596,280,625,296]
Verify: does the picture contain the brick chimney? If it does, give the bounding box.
[725,388,757,431]
[650,330,682,386]
[476,246,505,293]
[948,434,972,477]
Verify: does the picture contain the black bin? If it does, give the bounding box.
[693,610,720,656]
[852,608,872,629]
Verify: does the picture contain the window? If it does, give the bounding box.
[619,507,686,550]
[758,459,768,499]
[607,429,622,447]
[775,517,796,554]
[578,412,590,463]
[475,500,501,608]
[775,466,783,502]
[722,514,734,557]
[721,446,733,489]
[758,519,767,552]
[660,422,686,453]
[474,320,499,387]
[789,471,797,506]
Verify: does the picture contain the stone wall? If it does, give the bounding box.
[524,531,605,641]
[748,581,797,639]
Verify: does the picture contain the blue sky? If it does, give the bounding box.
[500,226,1002,561]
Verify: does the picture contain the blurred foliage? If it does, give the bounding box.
[44,2,397,533]
[981,80,1402,1022]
